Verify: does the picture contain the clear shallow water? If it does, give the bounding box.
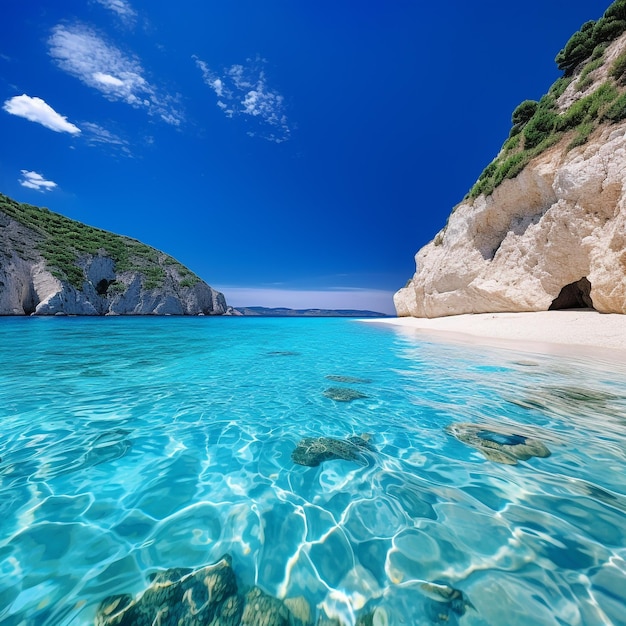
[1,316,625,625]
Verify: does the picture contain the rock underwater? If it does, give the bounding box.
[323,387,368,402]
[325,375,373,384]
[446,423,551,465]
[95,555,309,626]
[94,554,385,626]
[291,434,375,467]
[419,581,475,616]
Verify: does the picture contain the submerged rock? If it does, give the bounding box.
[96,555,240,626]
[95,555,313,626]
[354,606,388,626]
[267,351,301,357]
[323,387,368,402]
[241,587,292,626]
[325,375,372,384]
[446,423,551,465]
[419,582,475,616]
[510,385,620,414]
[284,596,312,625]
[291,434,374,467]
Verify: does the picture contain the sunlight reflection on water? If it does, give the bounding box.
[1,317,625,625]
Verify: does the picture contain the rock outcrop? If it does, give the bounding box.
[0,193,227,316]
[395,20,626,317]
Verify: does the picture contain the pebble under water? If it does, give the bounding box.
[1,316,626,625]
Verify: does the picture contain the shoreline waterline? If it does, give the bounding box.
[359,310,626,361]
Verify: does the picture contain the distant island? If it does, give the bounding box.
[234,306,388,317]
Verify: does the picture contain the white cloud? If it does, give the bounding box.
[194,55,291,142]
[93,71,125,87]
[82,121,131,155]
[211,77,225,97]
[48,24,182,125]
[3,94,81,134]
[94,0,137,26]
[213,287,395,314]
[19,170,58,192]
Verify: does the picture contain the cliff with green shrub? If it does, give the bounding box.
[396,0,626,318]
[0,193,227,315]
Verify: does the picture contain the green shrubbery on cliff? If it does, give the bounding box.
[556,1,626,74]
[469,0,626,200]
[0,193,200,290]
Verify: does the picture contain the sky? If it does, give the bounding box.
[0,0,611,314]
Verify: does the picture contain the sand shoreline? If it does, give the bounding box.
[360,310,626,361]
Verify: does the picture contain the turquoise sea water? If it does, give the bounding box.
[1,316,626,625]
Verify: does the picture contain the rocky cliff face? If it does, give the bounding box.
[395,23,626,318]
[0,194,228,316]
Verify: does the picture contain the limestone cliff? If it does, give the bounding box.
[0,193,227,316]
[395,4,626,318]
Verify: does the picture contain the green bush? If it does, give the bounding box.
[107,282,127,296]
[511,100,539,125]
[577,56,604,90]
[593,17,626,42]
[493,153,529,186]
[549,76,572,99]
[142,267,166,290]
[523,109,558,148]
[502,133,521,154]
[611,50,626,83]
[557,82,618,130]
[556,21,597,74]
[567,122,595,149]
[576,75,594,92]
[591,42,608,60]
[556,2,626,74]
[466,0,626,202]
[603,91,626,120]
[478,161,498,181]
[605,0,626,20]
[180,277,199,288]
[469,177,495,200]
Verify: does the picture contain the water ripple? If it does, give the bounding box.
[1,317,625,625]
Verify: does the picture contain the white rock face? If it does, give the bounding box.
[0,253,38,315]
[395,123,626,317]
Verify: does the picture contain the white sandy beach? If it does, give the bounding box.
[361,310,626,360]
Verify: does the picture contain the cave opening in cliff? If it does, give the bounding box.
[549,277,594,310]
[96,279,111,296]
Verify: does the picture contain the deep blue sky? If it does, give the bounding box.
[0,1,610,313]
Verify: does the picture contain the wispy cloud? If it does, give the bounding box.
[48,24,182,125]
[19,170,58,192]
[82,121,132,155]
[194,55,291,143]
[94,0,137,26]
[213,286,394,314]
[3,94,81,134]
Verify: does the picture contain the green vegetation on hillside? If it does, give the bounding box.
[0,193,200,290]
[468,0,626,201]
[556,1,626,74]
